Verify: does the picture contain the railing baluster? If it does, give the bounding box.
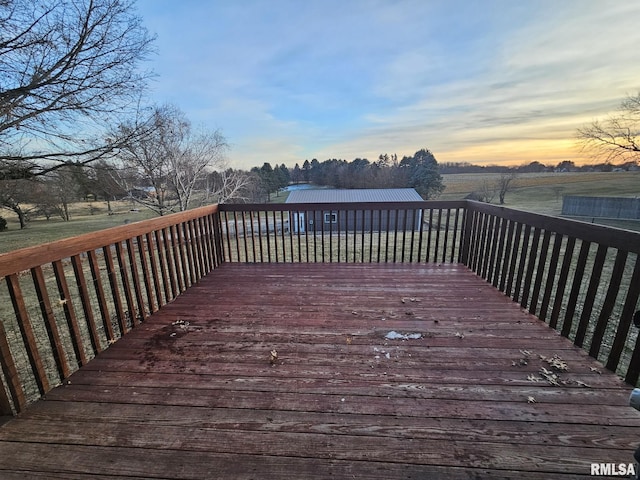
[87,249,116,342]
[426,209,434,263]
[451,208,460,264]
[114,243,137,333]
[153,231,170,301]
[485,215,500,281]
[188,220,200,279]
[312,209,317,263]
[574,244,608,347]
[159,230,177,301]
[549,236,576,330]
[606,255,640,372]
[223,211,232,263]
[146,232,164,306]
[0,309,24,414]
[491,217,507,287]
[400,209,407,263]
[561,240,591,338]
[513,225,532,304]
[31,266,68,380]
[183,222,197,285]
[70,254,103,352]
[505,223,523,296]
[5,274,49,395]
[377,209,382,263]
[272,211,279,263]
[125,238,146,323]
[480,214,495,278]
[241,212,249,263]
[529,230,551,315]
[103,245,127,336]
[249,211,257,263]
[198,217,213,272]
[170,225,185,293]
[280,211,287,262]
[52,259,87,366]
[257,211,269,262]
[433,209,442,264]
[539,233,563,322]
[441,209,450,264]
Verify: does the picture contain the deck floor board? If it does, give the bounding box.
[0,263,638,479]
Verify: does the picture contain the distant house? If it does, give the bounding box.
[285,188,424,233]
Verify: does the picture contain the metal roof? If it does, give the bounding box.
[285,188,422,203]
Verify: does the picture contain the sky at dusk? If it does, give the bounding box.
[135,0,640,170]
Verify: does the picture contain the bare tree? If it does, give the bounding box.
[203,169,255,204]
[0,0,154,176]
[470,172,518,205]
[44,165,82,220]
[497,172,518,205]
[477,179,497,204]
[578,92,640,162]
[113,104,233,215]
[0,178,34,228]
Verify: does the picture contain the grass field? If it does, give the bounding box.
[0,201,157,255]
[441,171,640,215]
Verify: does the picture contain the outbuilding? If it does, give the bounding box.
[285,188,424,233]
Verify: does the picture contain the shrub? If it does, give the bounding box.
[0,216,7,232]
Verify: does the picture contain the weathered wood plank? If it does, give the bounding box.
[0,441,595,480]
[19,400,639,450]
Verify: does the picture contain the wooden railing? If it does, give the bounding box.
[217,201,466,264]
[0,205,221,415]
[1,200,639,416]
[461,201,640,385]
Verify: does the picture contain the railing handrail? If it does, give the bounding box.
[0,205,218,278]
[219,200,466,212]
[466,200,640,254]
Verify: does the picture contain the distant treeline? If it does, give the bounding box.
[248,155,638,203]
[438,159,639,174]
[289,151,444,199]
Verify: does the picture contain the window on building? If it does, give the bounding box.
[324,212,337,224]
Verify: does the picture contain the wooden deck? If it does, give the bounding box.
[0,263,638,479]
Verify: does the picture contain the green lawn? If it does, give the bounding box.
[0,202,157,254]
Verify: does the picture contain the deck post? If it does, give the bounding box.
[212,209,225,266]
[459,201,474,266]
[0,315,25,415]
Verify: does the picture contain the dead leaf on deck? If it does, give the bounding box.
[539,367,560,386]
[527,396,536,404]
[574,379,591,388]
[540,354,568,371]
[269,349,278,365]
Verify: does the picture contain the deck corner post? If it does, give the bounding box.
[0,311,25,416]
[459,202,474,267]
[213,209,225,266]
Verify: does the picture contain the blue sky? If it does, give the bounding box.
[135,0,640,170]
